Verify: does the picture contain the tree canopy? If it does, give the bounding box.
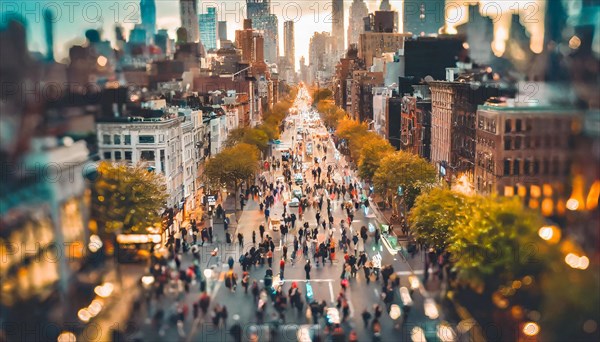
[357,136,395,181]
[372,151,437,210]
[317,100,346,130]
[92,161,168,234]
[204,143,260,189]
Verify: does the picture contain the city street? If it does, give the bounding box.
[131,88,462,342]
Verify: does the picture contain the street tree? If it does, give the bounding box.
[312,88,333,105]
[357,135,394,180]
[92,161,168,234]
[372,151,437,211]
[204,143,260,209]
[317,100,346,129]
[409,188,470,252]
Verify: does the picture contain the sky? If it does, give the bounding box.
[1,0,400,71]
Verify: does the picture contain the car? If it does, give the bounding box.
[292,187,303,199]
[289,197,300,207]
[269,215,281,231]
[326,307,340,325]
[294,173,303,185]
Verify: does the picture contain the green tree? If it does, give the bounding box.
[409,188,470,251]
[92,161,168,234]
[372,151,437,211]
[204,143,260,209]
[353,136,395,180]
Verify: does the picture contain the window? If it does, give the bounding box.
[103,134,111,145]
[140,150,155,161]
[504,159,511,176]
[525,119,532,131]
[139,135,155,144]
[504,137,512,150]
[103,152,111,160]
[533,160,540,174]
[159,134,165,143]
[524,159,531,175]
[514,159,520,176]
[114,151,122,160]
[114,135,121,145]
[505,119,512,133]
[552,159,560,176]
[543,159,550,175]
[524,136,531,149]
[514,136,522,149]
[124,135,131,145]
[125,151,132,160]
[516,119,522,132]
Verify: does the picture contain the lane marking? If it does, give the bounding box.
[328,281,335,303]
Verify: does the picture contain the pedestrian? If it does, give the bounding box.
[226,232,232,244]
[228,256,234,270]
[362,308,372,327]
[282,245,288,261]
[259,225,265,241]
[304,260,311,280]
[267,250,273,268]
[242,271,249,294]
[252,230,257,245]
[279,258,286,279]
[237,232,244,248]
[251,280,259,302]
[208,226,214,243]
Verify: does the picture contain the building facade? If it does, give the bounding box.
[180,0,200,43]
[140,0,157,44]
[199,7,217,51]
[475,101,580,201]
[348,0,369,46]
[332,0,345,54]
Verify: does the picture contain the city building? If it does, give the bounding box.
[199,7,217,51]
[349,70,384,121]
[309,32,335,84]
[358,32,409,70]
[140,0,157,44]
[283,20,295,69]
[429,78,511,189]
[402,0,445,36]
[218,21,228,42]
[347,0,369,46]
[180,0,200,43]
[404,36,467,81]
[96,105,205,209]
[400,85,432,160]
[246,0,279,64]
[332,0,345,54]
[475,99,581,206]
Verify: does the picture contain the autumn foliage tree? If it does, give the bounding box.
[92,161,168,234]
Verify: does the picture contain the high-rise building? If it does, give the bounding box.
[43,9,54,61]
[379,0,391,11]
[309,32,335,84]
[332,0,345,54]
[180,0,200,43]
[129,25,148,45]
[348,0,369,46]
[403,0,445,36]
[199,7,217,50]
[218,21,228,41]
[284,20,295,69]
[140,0,157,43]
[246,0,279,64]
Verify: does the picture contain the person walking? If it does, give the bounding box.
[237,233,244,248]
[362,308,372,328]
[279,258,286,279]
[242,271,249,294]
[304,260,312,280]
[252,230,257,245]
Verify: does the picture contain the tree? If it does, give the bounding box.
[312,88,333,105]
[336,118,368,141]
[409,188,470,251]
[92,161,168,234]
[225,127,269,153]
[358,138,394,177]
[204,143,260,209]
[372,151,437,211]
[317,100,346,129]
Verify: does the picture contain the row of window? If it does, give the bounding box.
[102,134,165,145]
[504,136,565,150]
[478,117,497,133]
[503,158,569,177]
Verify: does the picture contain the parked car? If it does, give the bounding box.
[294,173,303,185]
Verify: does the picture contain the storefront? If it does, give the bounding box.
[115,234,162,263]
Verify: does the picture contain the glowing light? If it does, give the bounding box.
[517,185,527,197]
[389,304,402,320]
[538,226,561,244]
[87,299,103,316]
[530,185,541,198]
[512,280,522,289]
[586,181,600,210]
[529,199,539,209]
[97,55,108,67]
[94,282,114,298]
[88,234,103,253]
[522,276,533,285]
[203,269,213,279]
[583,320,598,333]
[462,42,470,49]
[579,256,590,270]
[504,186,514,197]
[569,36,582,49]
[566,199,580,211]
[424,298,439,319]
[523,322,540,336]
[141,275,155,286]
[411,327,427,342]
[437,323,457,342]
[78,308,92,322]
[57,332,77,342]
[564,253,590,270]
[543,184,553,197]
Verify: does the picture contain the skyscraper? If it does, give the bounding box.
[180,0,200,43]
[218,21,228,41]
[246,0,278,63]
[332,0,345,54]
[140,0,157,43]
[43,9,54,61]
[284,20,295,69]
[348,0,369,46]
[199,7,217,50]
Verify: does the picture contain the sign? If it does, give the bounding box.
[397,186,403,196]
[207,195,216,205]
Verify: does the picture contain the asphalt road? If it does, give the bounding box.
[131,91,462,342]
